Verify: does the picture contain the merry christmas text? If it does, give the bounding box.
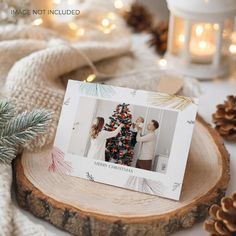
[94,161,133,173]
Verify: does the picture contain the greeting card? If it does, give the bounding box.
[53,80,198,200]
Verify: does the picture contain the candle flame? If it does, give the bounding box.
[195,25,204,36]
[178,34,185,43]
[199,41,207,49]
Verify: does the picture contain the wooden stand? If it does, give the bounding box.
[13,116,230,236]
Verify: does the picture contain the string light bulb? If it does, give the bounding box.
[100,17,116,34]
[68,22,78,30]
[77,28,85,36]
[101,18,110,27]
[158,58,167,68]
[67,0,76,5]
[53,0,61,4]
[114,0,124,9]
[32,18,43,26]
[107,12,116,20]
[86,74,96,82]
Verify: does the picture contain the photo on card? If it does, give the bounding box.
[53,80,198,200]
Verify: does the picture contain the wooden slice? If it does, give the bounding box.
[13,116,230,236]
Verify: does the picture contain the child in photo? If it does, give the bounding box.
[136,120,159,171]
[87,117,123,161]
[130,116,144,147]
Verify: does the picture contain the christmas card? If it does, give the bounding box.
[53,80,198,200]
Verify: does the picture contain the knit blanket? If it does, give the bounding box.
[0,1,200,234]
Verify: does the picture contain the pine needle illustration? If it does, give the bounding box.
[78,82,116,98]
[147,93,197,111]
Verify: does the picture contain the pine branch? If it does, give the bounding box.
[0,146,17,165]
[0,100,14,130]
[0,109,52,148]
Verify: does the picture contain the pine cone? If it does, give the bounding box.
[123,3,153,32]
[212,95,236,141]
[204,192,236,236]
[148,21,168,55]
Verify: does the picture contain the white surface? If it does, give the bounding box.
[14,77,236,236]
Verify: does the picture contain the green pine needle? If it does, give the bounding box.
[0,146,17,165]
[0,100,52,165]
[0,100,14,130]
[0,109,52,149]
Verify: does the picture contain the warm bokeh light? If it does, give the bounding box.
[77,28,85,36]
[199,41,207,49]
[114,0,124,9]
[107,12,116,20]
[86,74,96,82]
[195,25,204,36]
[53,0,61,5]
[158,58,167,67]
[178,34,185,44]
[68,22,77,30]
[229,44,236,54]
[32,18,43,26]
[101,18,110,27]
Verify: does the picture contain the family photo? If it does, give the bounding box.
[68,96,178,173]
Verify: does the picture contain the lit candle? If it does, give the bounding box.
[190,24,216,61]
[189,40,215,58]
[178,34,185,44]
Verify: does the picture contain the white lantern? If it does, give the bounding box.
[166,0,236,79]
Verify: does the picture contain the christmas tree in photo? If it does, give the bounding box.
[104,103,134,166]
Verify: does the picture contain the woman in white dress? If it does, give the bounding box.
[87,117,124,161]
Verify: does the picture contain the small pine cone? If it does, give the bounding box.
[204,192,236,236]
[123,3,153,32]
[212,95,236,141]
[148,21,168,55]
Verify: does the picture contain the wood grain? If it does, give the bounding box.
[13,116,230,236]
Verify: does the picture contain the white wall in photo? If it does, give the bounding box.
[68,96,97,156]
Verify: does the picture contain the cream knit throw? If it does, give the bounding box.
[0,2,132,234]
[0,164,55,236]
[1,24,131,151]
